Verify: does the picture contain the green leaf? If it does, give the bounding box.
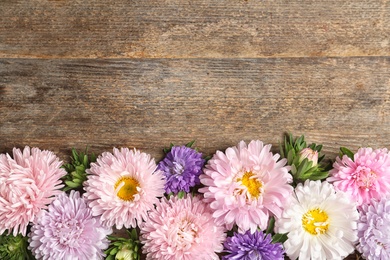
[71,171,82,178]
[109,247,118,255]
[315,144,323,152]
[203,155,212,162]
[130,228,138,240]
[340,147,354,161]
[75,165,85,172]
[308,171,329,180]
[71,149,78,160]
[72,178,83,184]
[265,217,275,234]
[65,181,80,188]
[177,191,185,199]
[83,154,89,166]
[105,255,114,260]
[272,233,288,243]
[185,140,196,148]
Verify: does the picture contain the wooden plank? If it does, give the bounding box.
[1,57,390,161]
[0,0,389,59]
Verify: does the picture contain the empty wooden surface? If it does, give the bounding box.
[1,57,390,162]
[2,1,388,258]
[1,0,389,59]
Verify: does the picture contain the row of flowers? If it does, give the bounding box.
[0,134,389,259]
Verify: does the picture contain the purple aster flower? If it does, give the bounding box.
[223,230,284,260]
[357,196,390,260]
[28,190,112,259]
[158,146,205,194]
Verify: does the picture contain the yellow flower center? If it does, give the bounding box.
[239,171,263,198]
[302,208,329,235]
[114,177,139,201]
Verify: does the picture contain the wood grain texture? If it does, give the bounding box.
[0,0,389,58]
[0,1,389,259]
[1,57,390,161]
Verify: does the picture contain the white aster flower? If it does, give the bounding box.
[275,180,359,260]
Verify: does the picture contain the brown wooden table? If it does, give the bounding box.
[1,1,388,259]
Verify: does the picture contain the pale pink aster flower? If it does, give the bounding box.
[28,191,112,260]
[84,148,165,229]
[0,147,66,236]
[140,195,226,260]
[199,140,293,233]
[327,147,390,206]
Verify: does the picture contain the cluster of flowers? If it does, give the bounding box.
[0,135,389,260]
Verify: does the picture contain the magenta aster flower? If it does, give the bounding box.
[140,195,226,260]
[327,147,390,206]
[357,197,390,259]
[0,147,66,236]
[84,148,166,229]
[157,146,205,194]
[223,230,284,260]
[28,191,111,259]
[199,140,293,233]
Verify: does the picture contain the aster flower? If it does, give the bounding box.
[327,147,390,206]
[0,233,33,260]
[357,196,390,259]
[0,146,66,236]
[158,145,205,194]
[28,190,111,259]
[140,195,226,260]
[84,148,166,229]
[199,140,293,233]
[223,230,284,260]
[275,180,358,260]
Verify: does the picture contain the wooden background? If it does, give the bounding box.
[1,1,388,259]
[1,0,390,163]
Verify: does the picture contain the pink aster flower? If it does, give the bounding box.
[140,195,226,260]
[0,147,66,236]
[28,191,112,259]
[327,147,390,206]
[199,140,293,233]
[84,148,166,229]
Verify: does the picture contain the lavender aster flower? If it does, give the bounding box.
[28,191,112,259]
[158,146,205,194]
[357,197,390,260]
[223,230,284,260]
